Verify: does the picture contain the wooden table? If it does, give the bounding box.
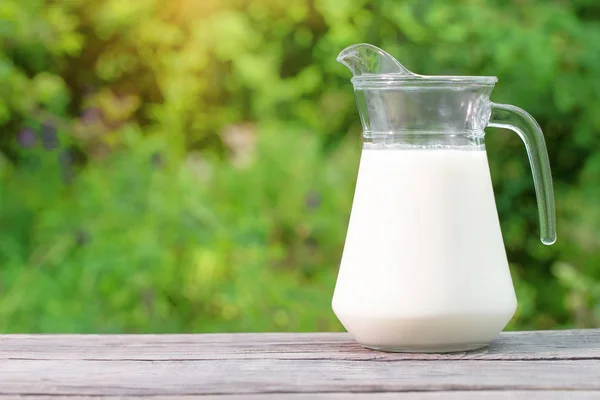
[1,330,599,399]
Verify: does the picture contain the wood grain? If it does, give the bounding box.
[1,358,600,396]
[1,330,599,361]
[1,393,600,400]
[0,330,598,397]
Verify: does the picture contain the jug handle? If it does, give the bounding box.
[487,103,556,245]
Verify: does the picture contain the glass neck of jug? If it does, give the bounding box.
[353,80,495,148]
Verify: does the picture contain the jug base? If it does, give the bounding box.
[363,342,488,353]
[333,308,515,354]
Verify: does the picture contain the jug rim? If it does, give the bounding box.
[351,74,498,88]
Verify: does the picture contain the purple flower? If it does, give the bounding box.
[17,128,37,148]
[58,148,78,184]
[80,108,102,125]
[151,152,163,168]
[305,191,321,210]
[59,148,75,167]
[41,122,58,150]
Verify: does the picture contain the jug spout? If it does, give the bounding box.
[336,43,414,77]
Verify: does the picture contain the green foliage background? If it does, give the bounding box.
[0,0,599,332]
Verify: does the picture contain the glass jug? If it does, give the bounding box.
[332,44,556,353]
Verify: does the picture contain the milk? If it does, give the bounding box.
[332,145,517,352]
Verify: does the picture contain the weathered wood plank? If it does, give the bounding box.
[0,330,599,397]
[0,359,599,396]
[167,393,600,400]
[2,393,600,400]
[0,330,599,361]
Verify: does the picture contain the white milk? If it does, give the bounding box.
[332,146,517,352]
